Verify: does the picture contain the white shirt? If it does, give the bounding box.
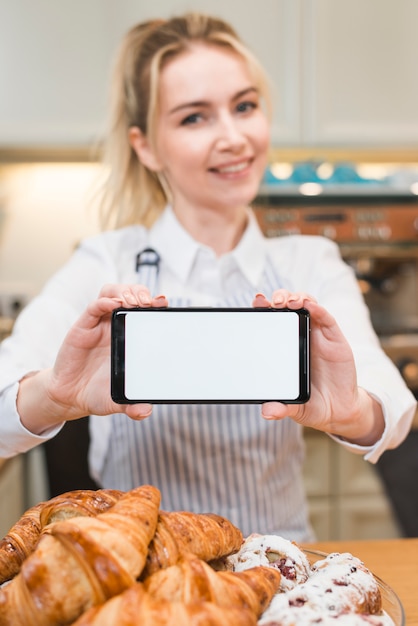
[0,206,415,540]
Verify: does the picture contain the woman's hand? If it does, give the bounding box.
[17,285,168,435]
[253,290,385,446]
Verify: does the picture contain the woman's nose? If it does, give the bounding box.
[216,114,246,150]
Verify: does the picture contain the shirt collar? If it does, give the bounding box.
[149,205,267,288]
[229,209,267,288]
[149,205,201,283]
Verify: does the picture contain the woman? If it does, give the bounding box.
[0,13,414,541]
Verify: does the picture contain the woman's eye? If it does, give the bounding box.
[236,101,257,114]
[181,112,202,126]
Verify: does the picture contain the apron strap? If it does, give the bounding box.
[135,247,160,295]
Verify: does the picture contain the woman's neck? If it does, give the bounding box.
[172,205,249,256]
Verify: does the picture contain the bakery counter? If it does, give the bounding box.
[303,538,418,626]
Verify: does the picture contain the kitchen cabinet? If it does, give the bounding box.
[301,0,418,147]
[1,0,417,150]
[0,1,112,147]
[303,429,402,541]
[0,0,297,148]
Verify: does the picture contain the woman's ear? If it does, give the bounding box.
[128,126,162,172]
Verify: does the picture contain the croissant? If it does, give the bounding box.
[144,554,282,616]
[72,584,259,626]
[0,485,160,626]
[141,510,243,578]
[0,488,123,585]
[39,488,123,526]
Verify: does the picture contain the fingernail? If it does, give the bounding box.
[253,293,268,307]
[138,293,152,306]
[272,295,284,306]
[123,291,137,305]
[138,404,153,417]
[261,402,276,418]
[261,413,276,421]
[130,404,153,421]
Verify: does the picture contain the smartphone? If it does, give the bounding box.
[111,307,310,404]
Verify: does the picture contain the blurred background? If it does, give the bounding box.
[1,0,418,542]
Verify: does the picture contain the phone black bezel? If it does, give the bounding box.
[111,307,310,405]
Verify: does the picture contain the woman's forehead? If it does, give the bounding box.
[162,41,249,74]
[158,44,254,105]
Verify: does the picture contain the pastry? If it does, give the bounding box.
[223,533,311,592]
[71,584,259,626]
[0,485,160,626]
[72,557,281,626]
[141,510,243,578]
[39,488,123,526]
[259,602,395,625]
[0,499,43,585]
[0,489,396,626]
[258,551,386,625]
[290,552,382,614]
[144,554,281,615]
[0,488,123,585]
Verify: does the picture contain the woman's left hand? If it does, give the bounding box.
[253,290,384,446]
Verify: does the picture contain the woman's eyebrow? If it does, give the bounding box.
[233,86,259,100]
[168,86,259,115]
[169,100,208,115]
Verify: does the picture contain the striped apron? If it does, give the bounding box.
[100,248,313,541]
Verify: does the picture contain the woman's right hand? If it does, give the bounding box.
[17,285,168,435]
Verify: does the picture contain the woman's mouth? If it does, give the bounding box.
[211,159,252,175]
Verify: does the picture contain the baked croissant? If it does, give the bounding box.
[0,488,123,585]
[72,559,281,626]
[72,584,259,626]
[141,510,243,578]
[39,488,123,526]
[0,485,160,626]
[144,554,282,616]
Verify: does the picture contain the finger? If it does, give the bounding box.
[261,401,289,420]
[271,289,316,309]
[124,403,153,420]
[302,299,335,327]
[271,289,290,308]
[261,401,305,422]
[99,284,153,307]
[80,289,165,334]
[151,294,169,308]
[286,292,317,309]
[80,296,126,330]
[302,299,347,344]
[252,293,271,308]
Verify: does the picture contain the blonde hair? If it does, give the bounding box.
[98,13,271,230]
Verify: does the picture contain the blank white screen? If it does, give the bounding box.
[124,310,301,402]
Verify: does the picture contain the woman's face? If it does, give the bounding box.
[139,44,270,220]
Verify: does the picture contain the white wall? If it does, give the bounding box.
[0,163,102,308]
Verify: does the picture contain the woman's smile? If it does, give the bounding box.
[209,157,254,176]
